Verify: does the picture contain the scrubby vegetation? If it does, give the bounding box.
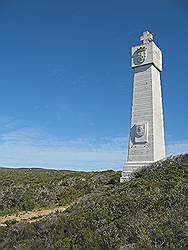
[0,168,120,216]
[0,154,187,249]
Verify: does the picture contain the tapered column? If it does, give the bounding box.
[121,31,165,182]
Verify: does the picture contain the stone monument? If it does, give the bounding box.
[120,31,165,182]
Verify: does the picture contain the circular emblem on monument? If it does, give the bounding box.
[135,124,145,138]
[133,47,147,65]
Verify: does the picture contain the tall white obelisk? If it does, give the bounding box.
[120,31,165,182]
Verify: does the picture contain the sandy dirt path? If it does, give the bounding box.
[0,205,69,226]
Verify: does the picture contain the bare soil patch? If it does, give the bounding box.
[0,205,69,226]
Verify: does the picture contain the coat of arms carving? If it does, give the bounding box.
[133,47,147,65]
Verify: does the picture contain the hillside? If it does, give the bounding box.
[0,168,120,217]
[0,154,187,249]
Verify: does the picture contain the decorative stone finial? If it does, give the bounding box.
[140,31,153,44]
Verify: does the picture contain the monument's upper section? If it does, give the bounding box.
[131,31,162,72]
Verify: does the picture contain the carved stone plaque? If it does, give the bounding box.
[131,122,148,144]
[135,122,148,143]
[133,47,147,65]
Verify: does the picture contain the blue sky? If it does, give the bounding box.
[0,0,187,170]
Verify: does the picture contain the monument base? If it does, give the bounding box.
[120,161,154,182]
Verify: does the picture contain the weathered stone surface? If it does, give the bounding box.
[121,31,165,182]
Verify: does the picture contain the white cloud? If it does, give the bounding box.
[0,128,127,171]
[166,140,188,156]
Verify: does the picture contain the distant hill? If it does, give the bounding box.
[0,167,120,217]
[0,154,187,249]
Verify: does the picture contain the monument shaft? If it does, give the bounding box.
[121,31,165,181]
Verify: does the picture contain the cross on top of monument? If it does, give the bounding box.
[140,31,153,44]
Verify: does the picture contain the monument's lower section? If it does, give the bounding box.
[120,161,154,182]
